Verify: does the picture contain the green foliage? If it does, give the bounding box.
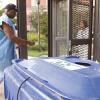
[27,32,48,51]
[29,9,48,36]
[27,32,38,41]
[39,12,48,35]
[27,32,46,41]
[29,12,38,33]
[0,9,4,16]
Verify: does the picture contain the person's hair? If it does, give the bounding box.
[80,20,88,28]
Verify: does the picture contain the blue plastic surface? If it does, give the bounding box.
[4,56,100,100]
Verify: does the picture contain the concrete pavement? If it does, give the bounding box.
[0,82,4,100]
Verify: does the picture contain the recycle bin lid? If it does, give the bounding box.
[12,56,100,99]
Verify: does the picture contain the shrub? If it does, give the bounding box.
[27,32,48,51]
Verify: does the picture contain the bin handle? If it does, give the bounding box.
[12,59,23,64]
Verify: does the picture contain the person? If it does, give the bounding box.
[0,3,34,82]
[76,20,89,39]
[75,20,89,58]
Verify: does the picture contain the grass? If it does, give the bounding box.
[28,49,48,57]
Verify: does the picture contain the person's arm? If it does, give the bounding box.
[2,22,34,46]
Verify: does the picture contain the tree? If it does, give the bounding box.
[29,8,48,37]
[40,11,48,36]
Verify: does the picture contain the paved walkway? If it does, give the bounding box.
[0,82,4,100]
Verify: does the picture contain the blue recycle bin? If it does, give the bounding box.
[4,56,100,100]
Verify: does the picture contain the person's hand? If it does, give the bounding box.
[27,41,35,46]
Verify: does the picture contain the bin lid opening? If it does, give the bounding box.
[75,62,91,66]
